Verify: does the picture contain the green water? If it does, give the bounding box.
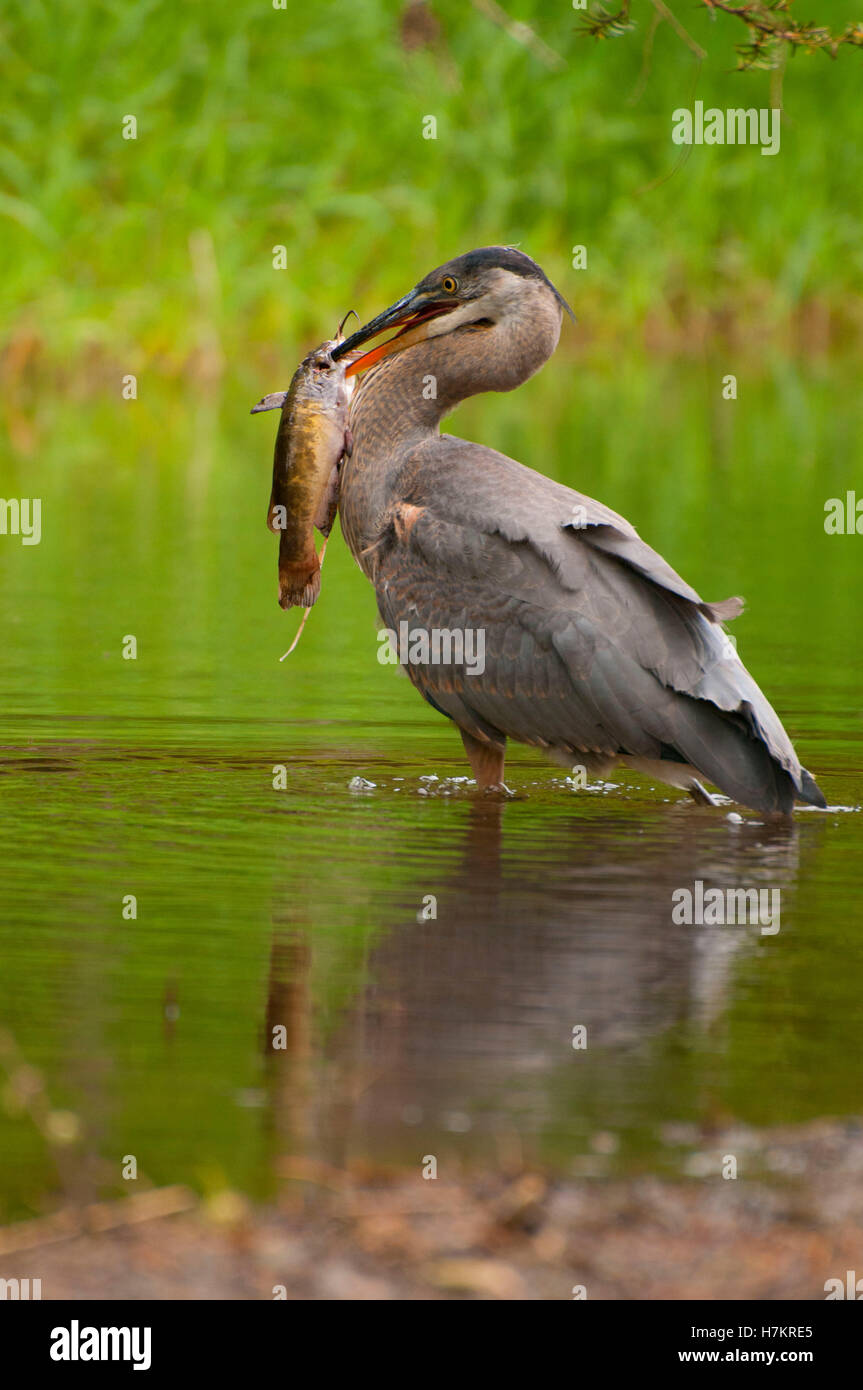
[1,356,861,1221]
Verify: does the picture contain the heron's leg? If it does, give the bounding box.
[688,778,720,807]
[459,728,506,791]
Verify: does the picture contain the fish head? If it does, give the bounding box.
[251,333,357,417]
[298,337,356,415]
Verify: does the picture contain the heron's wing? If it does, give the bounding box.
[368,440,811,811]
[432,438,742,620]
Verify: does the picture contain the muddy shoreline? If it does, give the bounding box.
[3,1120,861,1301]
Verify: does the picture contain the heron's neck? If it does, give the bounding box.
[349,349,444,459]
[339,346,453,560]
[349,318,554,444]
[340,314,560,559]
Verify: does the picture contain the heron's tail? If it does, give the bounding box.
[649,691,824,816]
[798,767,827,809]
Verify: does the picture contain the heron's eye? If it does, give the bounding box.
[441,276,458,294]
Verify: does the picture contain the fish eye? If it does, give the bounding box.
[441,276,458,294]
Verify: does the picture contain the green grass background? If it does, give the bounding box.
[2,0,862,379]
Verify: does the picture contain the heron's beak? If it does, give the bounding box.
[331,288,456,377]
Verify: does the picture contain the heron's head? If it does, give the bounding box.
[332,247,572,387]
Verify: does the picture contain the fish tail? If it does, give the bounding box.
[278,555,321,610]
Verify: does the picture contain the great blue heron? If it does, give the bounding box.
[331,247,825,816]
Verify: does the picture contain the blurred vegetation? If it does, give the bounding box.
[1,0,862,385]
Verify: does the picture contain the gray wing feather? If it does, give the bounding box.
[370,438,815,811]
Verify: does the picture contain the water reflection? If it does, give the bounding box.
[265,800,823,1174]
[1,361,861,1215]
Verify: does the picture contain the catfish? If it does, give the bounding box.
[251,333,355,609]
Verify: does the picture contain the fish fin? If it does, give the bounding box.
[251,391,289,415]
[313,464,341,537]
[279,557,321,610]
